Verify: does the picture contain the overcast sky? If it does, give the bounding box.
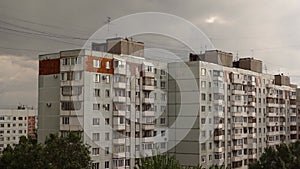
[1,0,300,108]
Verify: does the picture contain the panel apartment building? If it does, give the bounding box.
[168,50,298,169]
[0,106,37,154]
[38,38,168,169]
[38,38,299,169]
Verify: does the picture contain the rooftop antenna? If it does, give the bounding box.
[107,17,111,32]
[235,50,239,61]
[264,64,268,73]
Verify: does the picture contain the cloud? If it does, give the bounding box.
[205,16,225,24]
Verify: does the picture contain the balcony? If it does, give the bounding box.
[214,147,225,152]
[113,96,127,103]
[113,124,126,130]
[214,135,224,141]
[113,138,126,145]
[114,67,126,75]
[290,95,296,100]
[248,123,256,128]
[232,90,245,95]
[142,137,154,143]
[142,71,155,77]
[290,121,297,126]
[113,152,126,158]
[142,124,155,130]
[290,104,297,108]
[60,79,83,87]
[290,130,298,134]
[232,156,243,162]
[232,145,243,150]
[60,109,84,116]
[247,91,256,96]
[142,111,155,117]
[249,133,257,138]
[142,85,154,91]
[248,111,256,117]
[232,78,243,84]
[267,93,277,98]
[267,103,278,107]
[248,101,256,107]
[60,124,83,131]
[142,97,154,104]
[231,100,244,106]
[248,154,257,159]
[113,82,126,89]
[214,100,224,105]
[248,143,257,149]
[113,110,126,116]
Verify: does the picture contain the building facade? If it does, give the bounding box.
[38,38,168,169]
[38,39,299,169]
[169,51,298,169]
[0,107,37,153]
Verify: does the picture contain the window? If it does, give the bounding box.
[92,162,99,169]
[92,148,100,155]
[160,118,166,125]
[105,161,109,169]
[103,104,110,111]
[93,59,101,68]
[201,93,206,101]
[61,71,82,81]
[61,101,81,110]
[105,133,110,141]
[125,159,130,166]
[93,104,101,110]
[62,86,82,96]
[103,75,110,84]
[201,106,205,112]
[105,118,110,125]
[105,89,110,97]
[62,117,69,124]
[106,61,110,69]
[92,133,100,141]
[201,118,206,124]
[94,74,101,83]
[105,147,109,155]
[161,69,166,75]
[161,81,166,89]
[201,81,206,88]
[201,68,206,76]
[93,118,100,125]
[94,89,100,97]
[62,57,82,65]
[161,130,166,136]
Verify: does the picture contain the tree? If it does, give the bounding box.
[135,153,181,169]
[249,141,300,169]
[0,132,91,169]
[43,133,91,169]
[0,136,44,169]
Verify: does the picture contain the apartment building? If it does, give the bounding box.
[169,50,298,169]
[38,38,168,169]
[0,106,37,153]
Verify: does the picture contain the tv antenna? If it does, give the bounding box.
[107,17,111,32]
[264,64,268,73]
[235,50,239,61]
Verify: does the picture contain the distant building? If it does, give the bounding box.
[0,107,37,153]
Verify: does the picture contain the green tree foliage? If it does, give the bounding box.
[249,141,300,169]
[0,132,91,169]
[135,153,229,169]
